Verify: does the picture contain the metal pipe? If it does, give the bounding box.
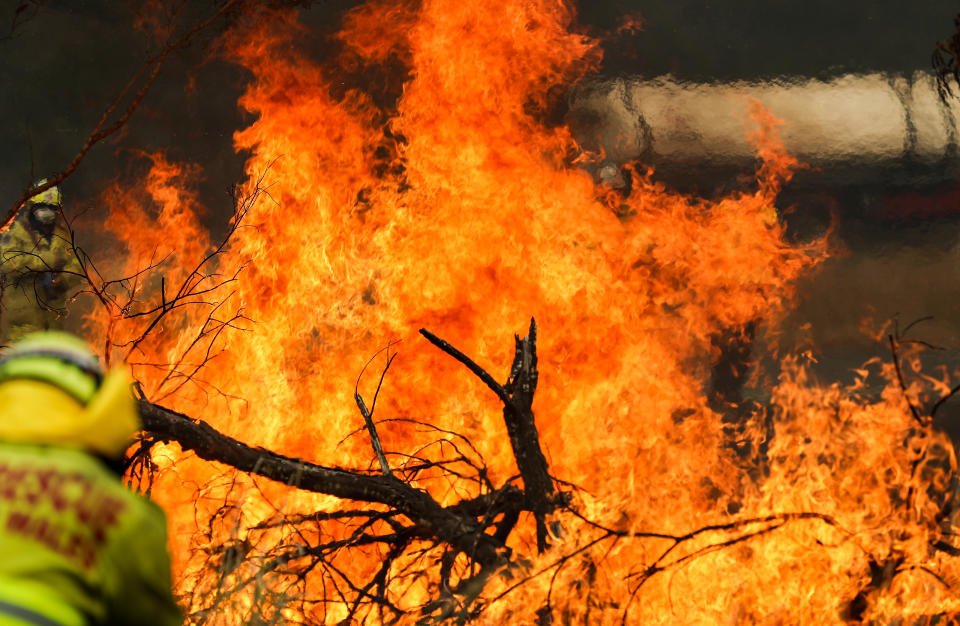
[569,72,960,186]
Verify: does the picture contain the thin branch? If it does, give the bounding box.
[419,328,511,406]
[901,315,936,338]
[355,345,398,477]
[4,0,239,228]
[888,334,926,427]
[931,381,960,419]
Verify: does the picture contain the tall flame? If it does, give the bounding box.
[90,0,960,623]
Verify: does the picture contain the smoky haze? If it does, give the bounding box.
[2,1,954,206]
[2,1,954,200]
[2,0,960,416]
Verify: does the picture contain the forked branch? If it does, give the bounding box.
[421,318,560,552]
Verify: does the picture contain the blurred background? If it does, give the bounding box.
[3,0,960,422]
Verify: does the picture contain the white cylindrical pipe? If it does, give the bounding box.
[570,72,960,177]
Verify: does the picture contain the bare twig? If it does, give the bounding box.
[355,344,398,477]
[888,334,927,427]
[4,0,239,229]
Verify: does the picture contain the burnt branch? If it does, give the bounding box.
[419,328,511,406]
[503,319,558,552]
[355,344,398,476]
[888,334,927,427]
[885,317,960,424]
[135,322,583,621]
[139,399,508,569]
[931,381,960,420]
[421,318,560,552]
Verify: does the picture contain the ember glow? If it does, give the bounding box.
[92,1,960,623]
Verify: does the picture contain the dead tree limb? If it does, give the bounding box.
[420,318,560,552]
[138,400,508,569]
[503,320,558,552]
[135,321,570,620]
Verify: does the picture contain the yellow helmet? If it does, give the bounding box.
[0,331,102,403]
[27,178,63,208]
[0,331,140,458]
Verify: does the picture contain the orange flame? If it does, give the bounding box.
[87,1,960,623]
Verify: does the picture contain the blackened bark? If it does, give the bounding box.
[502,319,557,552]
[420,318,560,553]
[138,400,507,567]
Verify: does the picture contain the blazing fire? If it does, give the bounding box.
[85,0,960,623]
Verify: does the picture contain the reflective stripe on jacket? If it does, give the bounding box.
[0,597,65,626]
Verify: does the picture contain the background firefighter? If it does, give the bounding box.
[0,331,181,626]
[0,181,82,343]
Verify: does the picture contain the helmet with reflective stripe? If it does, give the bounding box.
[0,331,102,404]
[27,178,62,208]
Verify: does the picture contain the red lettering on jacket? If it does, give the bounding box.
[0,466,26,501]
[6,511,29,532]
[0,463,127,570]
[35,470,68,512]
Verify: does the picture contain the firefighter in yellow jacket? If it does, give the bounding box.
[0,331,181,626]
[0,181,82,343]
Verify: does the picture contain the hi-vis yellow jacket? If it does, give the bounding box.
[0,372,181,625]
[0,214,82,342]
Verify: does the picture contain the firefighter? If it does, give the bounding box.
[0,331,181,626]
[0,181,83,343]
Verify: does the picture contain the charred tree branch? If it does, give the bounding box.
[502,319,558,552]
[137,400,507,568]
[418,328,512,406]
[888,334,928,427]
[355,393,391,476]
[421,319,560,552]
[355,347,397,477]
